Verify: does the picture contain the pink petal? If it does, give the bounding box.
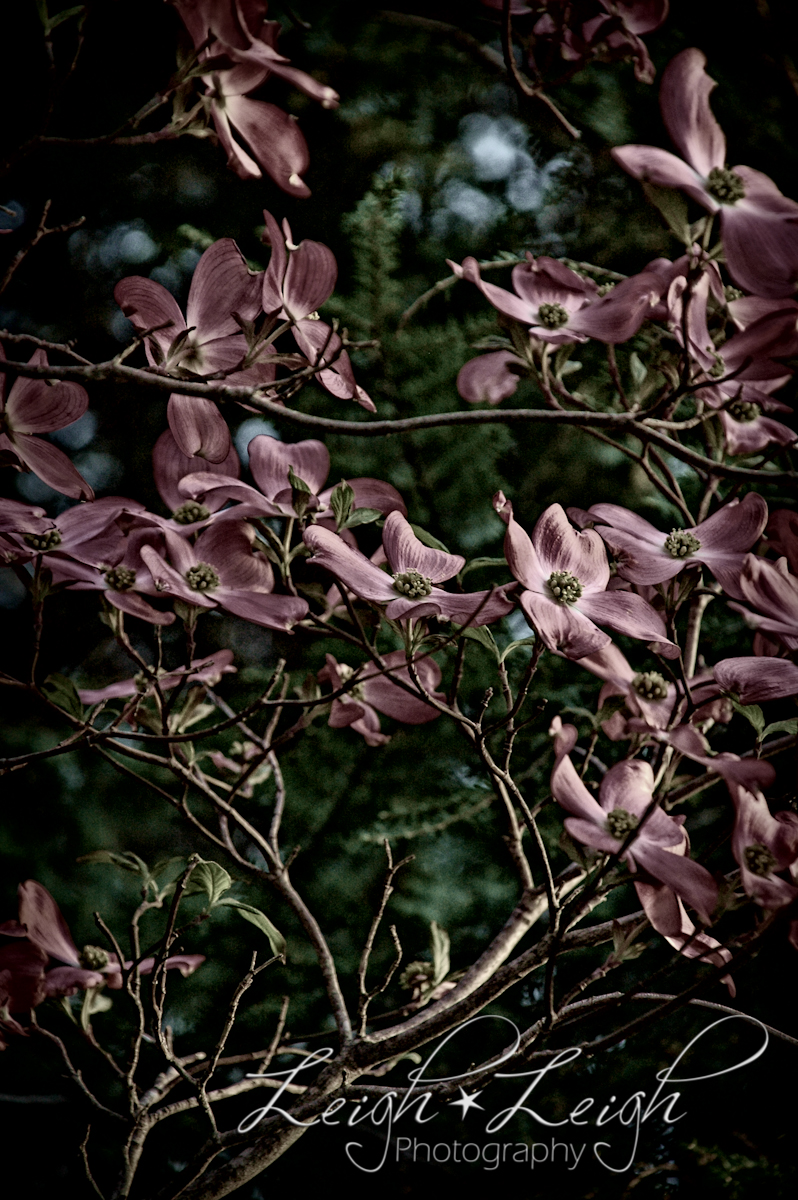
[493,490,546,591]
[167,395,231,463]
[5,362,88,435]
[521,590,610,659]
[318,478,407,519]
[579,590,679,657]
[219,590,308,630]
[107,590,176,626]
[186,239,263,342]
[43,965,106,996]
[382,511,464,582]
[721,189,798,299]
[11,433,94,500]
[17,881,79,965]
[195,519,275,592]
[714,655,798,703]
[304,524,395,602]
[282,240,338,322]
[532,504,610,590]
[223,96,311,197]
[457,352,523,405]
[568,271,663,343]
[249,435,329,500]
[659,48,726,177]
[153,428,240,512]
[114,276,184,357]
[634,842,718,924]
[611,145,714,210]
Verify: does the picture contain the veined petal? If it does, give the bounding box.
[304,525,395,603]
[521,590,610,659]
[167,395,231,463]
[186,238,263,340]
[579,590,679,657]
[634,842,718,924]
[5,360,88,434]
[532,504,610,590]
[382,511,464,581]
[114,276,184,357]
[218,589,308,631]
[153,429,240,513]
[659,48,725,177]
[11,433,94,500]
[282,240,338,322]
[17,881,79,965]
[249,434,329,500]
[715,655,798,703]
[493,491,546,591]
[721,198,798,299]
[457,352,523,405]
[223,96,311,197]
[611,145,715,210]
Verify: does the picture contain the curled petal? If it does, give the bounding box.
[167,395,231,463]
[382,511,464,581]
[659,48,725,177]
[9,433,94,501]
[457,352,523,405]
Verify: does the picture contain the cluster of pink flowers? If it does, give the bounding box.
[454,48,798,461]
[481,0,669,84]
[171,0,339,195]
[1,881,204,1049]
[115,214,373,464]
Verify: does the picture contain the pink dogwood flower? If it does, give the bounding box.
[1,881,205,1005]
[78,649,236,705]
[550,727,718,923]
[318,651,446,746]
[260,211,375,411]
[613,49,798,298]
[725,781,798,909]
[494,494,678,659]
[172,2,338,195]
[179,433,405,523]
[573,492,768,601]
[304,511,516,626]
[452,255,664,346]
[140,519,308,631]
[714,655,798,704]
[0,347,93,500]
[115,239,270,462]
[576,643,729,740]
[730,553,798,652]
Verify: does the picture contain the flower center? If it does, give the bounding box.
[632,671,669,701]
[664,529,701,558]
[104,566,136,592]
[743,843,777,877]
[393,569,433,598]
[708,355,726,379]
[706,166,746,205]
[547,569,583,605]
[536,302,569,330]
[336,662,365,701]
[727,399,760,423]
[724,285,744,302]
[80,944,109,970]
[606,808,639,839]
[23,529,61,552]
[172,500,211,525]
[185,562,220,592]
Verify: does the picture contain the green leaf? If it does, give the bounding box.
[216,898,286,957]
[761,717,798,741]
[185,860,232,904]
[46,5,86,32]
[41,673,84,720]
[287,466,311,493]
[498,636,537,664]
[409,524,450,553]
[345,507,382,528]
[77,850,150,878]
[80,987,112,1031]
[641,182,690,244]
[430,920,450,987]
[456,624,499,659]
[330,480,355,530]
[629,352,647,388]
[458,556,507,582]
[730,700,765,737]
